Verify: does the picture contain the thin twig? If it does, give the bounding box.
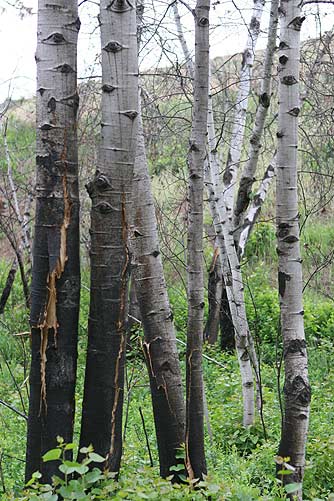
[0,399,27,420]
[139,407,153,467]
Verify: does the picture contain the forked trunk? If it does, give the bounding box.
[276,2,310,498]
[26,0,80,482]
[79,0,138,475]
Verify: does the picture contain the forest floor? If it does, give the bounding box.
[0,246,334,500]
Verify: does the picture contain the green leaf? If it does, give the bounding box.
[80,445,94,454]
[64,443,75,451]
[169,464,184,472]
[285,482,302,494]
[207,483,220,494]
[85,469,103,484]
[88,452,106,463]
[59,463,76,475]
[42,449,62,462]
[277,469,293,476]
[75,464,89,475]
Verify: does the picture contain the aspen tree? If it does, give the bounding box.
[276,1,311,498]
[26,0,80,482]
[131,99,185,478]
[79,0,138,474]
[185,0,210,480]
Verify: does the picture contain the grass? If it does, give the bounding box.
[0,254,334,499]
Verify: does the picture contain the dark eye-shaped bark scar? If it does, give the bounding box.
[123,110,138,120]
[103,41,123,53]
[43,32,66,44]
[107,0,134,12]
[95,202,116,214]
[55,64,75,74]
[96,174,112,191]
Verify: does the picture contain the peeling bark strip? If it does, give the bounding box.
[26,0,80,484]
[131,98,185,478]
[79,0,138,475]
[276,1,310,498]
[185,0,210,481]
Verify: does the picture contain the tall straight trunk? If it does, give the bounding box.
[173,0,257,424]
[234,0,279,245]
[131,97,185,478]
[79,0,138,475]
[185,0,210,481]
[26,0,80,483]
[276,2,310,498]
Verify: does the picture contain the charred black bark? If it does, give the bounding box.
[25,0,80,483]
[204,250,222,345]
[131,100,185,479]
[185,0,210,481]
[220,279,235,352]
[79,0,138,475]
[0,260,17,314]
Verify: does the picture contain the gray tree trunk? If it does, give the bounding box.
[276,2,311,498]
[79,0,138,475]
[131,95,185,479]
[26,0,80,482]
[185,0,210,481]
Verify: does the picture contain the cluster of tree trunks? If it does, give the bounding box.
[23,0,311,496]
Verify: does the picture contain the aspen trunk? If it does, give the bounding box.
[26,0,80,483]
[174,0,259,425]
[204,248,223,344]
[234,0,279,245]
[79,0,138,475]
[131,97,185,478]
[276,2,311,498]
[185,0,210,481]
[238,156,276,258]
[222,0,265,219]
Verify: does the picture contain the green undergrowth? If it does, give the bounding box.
[0,259,334,499]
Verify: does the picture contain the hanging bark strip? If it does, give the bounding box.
[185,0,210,481]
[25,0,80,483]
[131,98,185,479]
[276,1,310,498]
[79,0,138,475]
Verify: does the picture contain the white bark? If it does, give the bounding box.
[222,0,265,219]
[173,0,258,426]
[172,2,194,78]
[276,2,310,498]
[234,0,279,242]
[238,155,276,257]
